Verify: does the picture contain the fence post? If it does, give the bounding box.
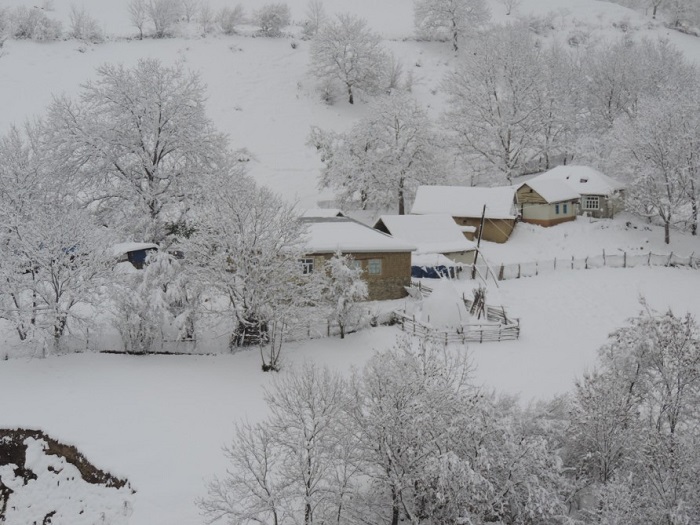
[554,257,557,270]
[623,251,627,268]
[667,252,673,267]
[498,264,504,281]
[571,255,574,269]
[412,315,416,334]
[480,329,483,344]
[327,320,330,337]
[603,249,606,266]
[585,257,588,269]
[445,332,448,346]
[648,252,652,266]
[690,252,695,268]
[517,264,521,279]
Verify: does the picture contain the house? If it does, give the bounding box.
[300,208,346,218]
[300,216,416,301]
[516,179,580,227]
[373,214,477,267]
[112,242,158,269]
[410,186,518,243]
[528,165,625,219]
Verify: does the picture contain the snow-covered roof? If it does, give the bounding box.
[412,253,458,267]
[411,185,517,220]
[300,208,345,218]
[301,217,416,254]
[518,179,580,203]
[112,242,158,256]
[531,165,625,196]
[374,214,476,255]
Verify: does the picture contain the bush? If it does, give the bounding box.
[10,6,62,41]
[69,5,104,43]
[252,3,290,37]
[217,5,245,35]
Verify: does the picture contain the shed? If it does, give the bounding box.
[373,214,477,265]
[528,165,625,219]
[411,186,518,243]
[516,179,580,227]
[300,217,416,301]
[112,242,158,269]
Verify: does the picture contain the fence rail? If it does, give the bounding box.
[462,251,698,282]
[398,283,520,344]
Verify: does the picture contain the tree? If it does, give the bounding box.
[183,174,316,371]
[217,5,245,35]
[146,0,180,38]
[443,24,545,184]
[252,3,290,37]
[68,5,103,43]
[180,0,199,23]
[0,124,112,355]
[414,0,490,51]
[310,13,388,104]
[127,0,147,39]
[45,59,229,245]
[311,92,444,213]
[322,252,367,339]
[302,0,326,39]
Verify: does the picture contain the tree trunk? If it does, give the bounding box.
[690,179,697,236]
[398,179,405,215]
[347,84,354,105]
[339,324,345,339]
[665,220,670,245]
[452,19,459,52]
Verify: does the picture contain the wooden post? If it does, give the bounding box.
[498,264,504,281]
[585,257,588,269]
[472,205,487,280]
[535,260,538,276]
[690,252,695,268]
[623,251,627,268]
[648,252,652,266]
[667,252,673,267]
[603,249,606,266]
[571,255,574,269]
[554,257,557,270]
[412,315,416,334]
[517,264,521,279]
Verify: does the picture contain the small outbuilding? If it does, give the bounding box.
[373,214,477,265]
[112,242,158,270]
[411,186,518,243]
[516,179,580,227]
[528,165,625,219]
[300,217,416,301]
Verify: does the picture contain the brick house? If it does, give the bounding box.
[300,216,416,301]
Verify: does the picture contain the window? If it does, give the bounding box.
[563,203,568,214]
[299,258,314,274]
[348,259,362,271]
[367,259,382,275]
[583,195,600,210]
[555,204,560,215]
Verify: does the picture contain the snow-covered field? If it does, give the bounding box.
[2,0,700,522]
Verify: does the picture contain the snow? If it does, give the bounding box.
[301,217,416,254]
[518,178,581,203]
[527,165,625,196]
[419,280,470,329]
[375,214,476,254]
[411,185,518,219]
[300,208,345,218]
[412,252,459,267]
[111,242,159,256]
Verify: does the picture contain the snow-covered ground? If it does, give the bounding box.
[2,0,700,522]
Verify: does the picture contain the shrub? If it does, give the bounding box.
[69,5,104,43]
[217,5,245,35]
[252,3,290,37]
[10,6,62,41]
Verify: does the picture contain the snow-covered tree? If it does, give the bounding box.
[322,252,367,339]
[68,5,103,43]
[146,0,181,38]
[252,3,290,37]
[414,0,490,51]
[312,92,444,213]
[180,0,199,23]
[310,13,389,104]
[45,59,229,244]
[216,5,245,35]
[0,124,112,355]
[183,173,316,371]
[443,24,545,184]
[127,0,147,39]
[302,0,326,39]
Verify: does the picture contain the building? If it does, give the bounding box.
[411,185,518,243]
[373,214,477,265]
[300,217,416,301]
[112,242,158,269]
[527,165,625,219]
[516,179,580,226]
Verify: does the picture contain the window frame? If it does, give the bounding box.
[367,258,382,275]
[299,257,315,275]
[583,195,600,210]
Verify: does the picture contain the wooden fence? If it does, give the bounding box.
[461,251,698,282]
[397,283,520,344]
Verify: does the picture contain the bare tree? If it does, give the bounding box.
[180,0,199,23]
[216,4,245,35]
[68,4,103,42]
[252,3,290,37]
[414,0,490,51]
[310,13,388,104]
[302,0,326,38]
[127,0,147,39]
[146,0,181,38]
